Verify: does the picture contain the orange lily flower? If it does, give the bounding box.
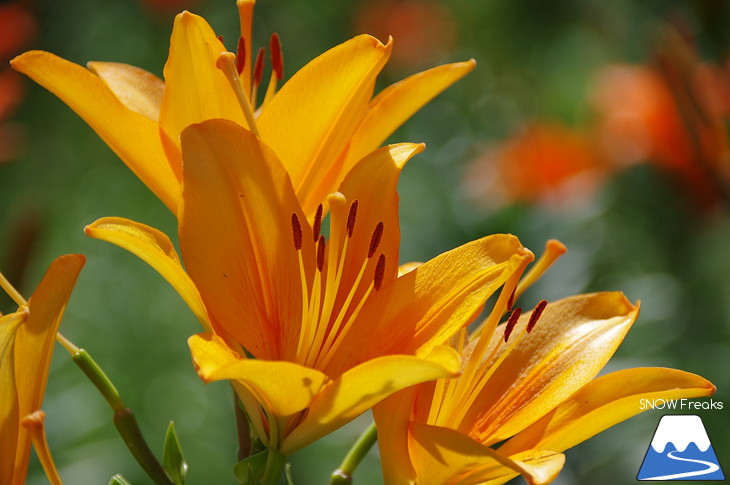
[465,123,606,208]
[1,254,85,485]
[374,244,715,484]
[85,118,534,456]
[11,0,475,217]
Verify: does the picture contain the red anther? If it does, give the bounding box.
[235,36,246,74]
[270,33,283,80]
[374,254,386,290]
[346,200,358,238]
[312,204,323,243]
[291,213,302,250]
[368,222,384,258]
[527,299,547,333]
[253,47,265,87]
[317,235,325,272]
[217,35,225,45]
[503,307,522,342]
[507,288,516,312]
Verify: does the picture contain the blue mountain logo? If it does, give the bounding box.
[638,415,725,481]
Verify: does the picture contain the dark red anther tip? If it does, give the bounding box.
[235,36,246,74]
[270,33,283,80]
[291,213,302,250]
[527,300,547,333]
[503,307,522,342]
[346,200,358,238]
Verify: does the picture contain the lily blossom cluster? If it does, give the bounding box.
[1,255,84,485]
[6,1,718,484]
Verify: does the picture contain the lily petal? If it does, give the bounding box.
[84,217,211,332]
[159,12,246,146]
[281,346,460,455]
[13,254,84,481]
[179,119,307,360]
[409,423,564,485]
[373,389,419,485]
[343,60,476,174]
[87,62,164,121]
[498,367,716,456]
[257,34,392,216]
[459,292,639,445]
[332,234,531,375]
[188,333,328,417]
[10,51,179,212]
[0,312,25,483]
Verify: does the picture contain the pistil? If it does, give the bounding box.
[216,52,260,136]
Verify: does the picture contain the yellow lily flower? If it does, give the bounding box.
[11,0,475,216]
[374,262,716,484]
[1,254,85,485]
[85,118,535,455]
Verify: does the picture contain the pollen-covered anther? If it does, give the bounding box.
[253,47,265,87]
[236,36,246,74]
[368,222,384,258]
[313,204,323,242]
[503,307,522,342]
[317,235,325,272]
[346,200,359,238]
[291,213,303,250]
[270,33,283,80]
[374,254,386,290]
[507,288,516,312]
[527,299,547,333]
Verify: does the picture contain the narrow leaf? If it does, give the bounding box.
[162,422,187,485]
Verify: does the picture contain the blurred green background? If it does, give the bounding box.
[1,0,728,483]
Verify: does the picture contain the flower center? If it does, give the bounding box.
[290,193,386,370]
[425,240,565,431]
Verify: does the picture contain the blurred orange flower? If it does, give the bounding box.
[465,123,606,208]
[590,32,730,209]
[0,0,37,164]
[354,0,457,70]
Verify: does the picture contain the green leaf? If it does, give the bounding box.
[109,474,133,485]
[233,449,268,484]
[162,421,188,485]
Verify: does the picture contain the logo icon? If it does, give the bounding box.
[637,415,725,481]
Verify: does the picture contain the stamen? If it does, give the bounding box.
[312,204,323,242]
[250,47,265,110]
[368,222,384,258]
[216,52,260,136]
[317,235,325,272]
[291,213,302,250]
[374,254,386,290]
[270,33,283,80]
[503,307,522,342]
[0,271,27,307]
[507,288,516,312]
[253,47,265,88]
[346,200,358,238]
[527,299,547,333]
[217,35,225,45]
[236,36,246,74]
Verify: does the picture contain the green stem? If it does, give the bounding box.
[262,448,286,485]
[330,422,378,485]
[71,348,173,485]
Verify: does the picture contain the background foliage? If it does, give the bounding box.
[1,0,728,483]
